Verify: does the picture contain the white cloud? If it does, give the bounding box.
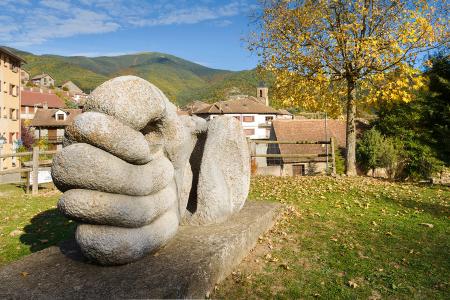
[0,0,250,47]
[213,20,233,27]
[130,2,248,27]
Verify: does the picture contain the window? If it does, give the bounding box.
[260,90,263,97]
[56,113,65,120]
[21,106,27,113]
[9,84,16,96]
[9,132,14,144]
[243,116,254,122]
[265,116,274,122]
[9,109,18,120]
[293,164,306,176]
[244,128,255,136]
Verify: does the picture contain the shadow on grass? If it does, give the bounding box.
[20,208,77,253]
[383,195,450,218]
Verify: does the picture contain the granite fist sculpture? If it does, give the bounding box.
[51,76,250,265]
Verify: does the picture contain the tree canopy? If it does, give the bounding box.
[250,0,448,175]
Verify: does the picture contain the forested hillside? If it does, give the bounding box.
[7,47,264,105]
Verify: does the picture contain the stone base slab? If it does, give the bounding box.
[0,201,281,299]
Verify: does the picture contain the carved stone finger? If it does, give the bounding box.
[84,76,168,131]
[58,182,177,228]
[75,208,179,265]
[66,112,161,165]
[52,143,174,196]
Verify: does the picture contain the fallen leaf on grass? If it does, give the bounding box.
[348,280,359,288]
[419,223,434,228]
[20,272,29,277]
[279,263,291,270]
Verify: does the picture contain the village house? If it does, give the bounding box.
[31,73,55,88]
[258,119,347,176]
[194,86,292,140]
[0,47,25,174]
[192,85,292,169]
[31,108,81,150]
[20,87,65,120]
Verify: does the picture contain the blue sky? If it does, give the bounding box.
[0,0,260,71]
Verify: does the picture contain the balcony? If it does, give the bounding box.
[47,136,64,144]
[35,137,64,144]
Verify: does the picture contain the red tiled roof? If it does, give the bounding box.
[21,90,64,108]
[31,109,82,127]
[0,47,26,63]
[195,96,281,115]
[271,119,347,163]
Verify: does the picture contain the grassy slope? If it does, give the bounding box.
[19,53,109,92]
[214,176,449,299]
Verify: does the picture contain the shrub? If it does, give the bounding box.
[356,128,384,175]
[334,147,346,175]
[357,129,405,179]
[378,137,402,179]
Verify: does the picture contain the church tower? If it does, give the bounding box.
[257,82,269,106]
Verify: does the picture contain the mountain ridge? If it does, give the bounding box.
[5,47,267,105]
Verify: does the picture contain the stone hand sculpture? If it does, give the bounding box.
[51,76,250,265]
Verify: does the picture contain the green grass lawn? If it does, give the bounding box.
[0,177,448,299]
[0,184,75,267]
[214,176,450,299]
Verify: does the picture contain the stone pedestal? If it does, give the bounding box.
[0,201,281,299]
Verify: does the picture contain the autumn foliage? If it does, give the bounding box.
[250,0,448,175]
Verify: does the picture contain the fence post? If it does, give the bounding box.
[330,138,336,176]
[32,146,39,195]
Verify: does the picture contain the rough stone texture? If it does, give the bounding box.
[187,116,251,225]
[52,143,174,196]
[66,112,159,165]
[83,76,167,131]
[51,76,251,265]
[58,183,177,228]
[76,208,179,265]
[0,201,280,299]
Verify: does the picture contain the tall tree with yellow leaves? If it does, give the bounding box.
[250,0,448,175]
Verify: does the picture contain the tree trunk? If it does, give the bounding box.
[345,78,357,176]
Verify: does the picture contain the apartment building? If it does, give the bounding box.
[0,47,25,171]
